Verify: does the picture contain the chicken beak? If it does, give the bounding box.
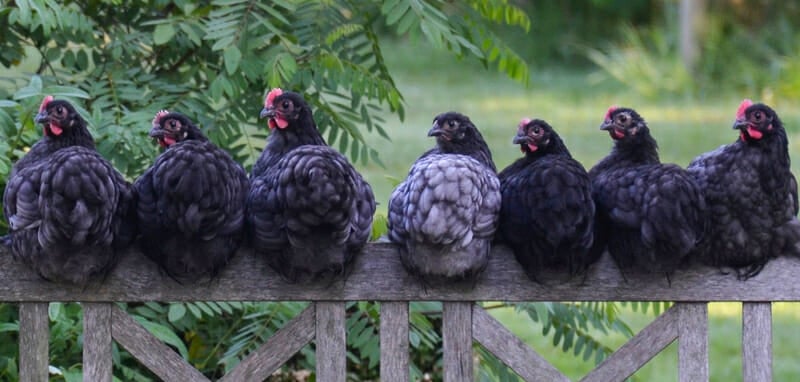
[148,125,165,138]
[34,111,48,124]
[599,120,613,131]
[260,107,275,119]
[427,124,445,137]
[732,119,747,130]
[512,134,529,144]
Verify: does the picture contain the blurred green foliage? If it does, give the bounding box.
[2,0,797,380]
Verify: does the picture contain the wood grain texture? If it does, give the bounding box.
[1,244,800,302]
[580,305,679,382]
[316,302,346,382]
[110,305,210,382]
[83,303,113,382]
[472,305,569,382]
[380,302,409,382]
[220,305,315,382]
[443,302,473,382]
[19,303,48,382]
[677,302,708,382]
[742,302,772,382]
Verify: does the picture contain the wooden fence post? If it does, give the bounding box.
[743,302,772,381]
[83,303,113,382]
[677,302,708,382]
[443,302,473,382]
[316,302,346,382]
[19,303,49,382]
[380,301,409,382]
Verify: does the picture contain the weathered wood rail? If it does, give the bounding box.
[2,242,792,381]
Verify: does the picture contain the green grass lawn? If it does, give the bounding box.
[490,303,800,381]
[360,40,800,210]
[366,39,800,381]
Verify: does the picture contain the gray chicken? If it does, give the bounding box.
[247,88,376,282]
[688,99,800,279]
[387,112,501,283]
[3,96,136,284]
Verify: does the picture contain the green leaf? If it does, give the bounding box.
[43,86,90,99]
[49,302,63,321]
[153,24,176,45]
[136,318,189,358]
[223,46,242,75]
[167,304,186,323]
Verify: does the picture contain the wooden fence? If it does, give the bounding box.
[2,242,793,382]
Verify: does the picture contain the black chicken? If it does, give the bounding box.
[497,118,595,280]
[3,96,136,284]
[134,110,249,281]
[387,112,501,283]
[688,99,800,279]
[589,107,705,279]
[247,88,376,282]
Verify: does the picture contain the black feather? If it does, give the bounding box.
[497,119,596,281]
[3,98,136,284]
[247,90,376,282]
[688,102,800,279]
[589,107,706,279]
[134,112,248,282]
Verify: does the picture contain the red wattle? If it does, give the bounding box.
[275,117,289,129]
[268,119,277,129]
[527,143,538,152]
[747,126,763,139]
[49,123,63,136]
[163,136,177,146]
[612,129,625,139]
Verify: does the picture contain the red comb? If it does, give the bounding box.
[39,95,53,113]
[265,88,283,107]
[152,110,170,126]
[519,118,532,128]
[736,99,753,119]
[604,105,618,121]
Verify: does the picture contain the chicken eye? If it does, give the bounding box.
[618,114,628,124]
[447,120,457,128]
[753,111,762,121]
[281,100,291,109]
[169,120,177,128]
[56,106,64,114]
[532,126,541,134]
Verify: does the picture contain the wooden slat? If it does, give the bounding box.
[581,305,679,382]
[19,303,48,382]
[380,301,409,382]
[742,302,772,382]
[472,305,569,382]
[316,302,346,382]
[677,302,708,382]
[2,245,800,302]
[110,305,209,382]
[443,302,473,382]
[220,305,315,382]
[83,303,113,382]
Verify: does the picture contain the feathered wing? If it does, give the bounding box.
[5,147,127,283]
[248,145,375,281]
[592,164,703,274]
[135,141,248,280]
[498,157,595,277]
[387,154,500,280]
[688,143,800,277]
[638,165,706,271]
